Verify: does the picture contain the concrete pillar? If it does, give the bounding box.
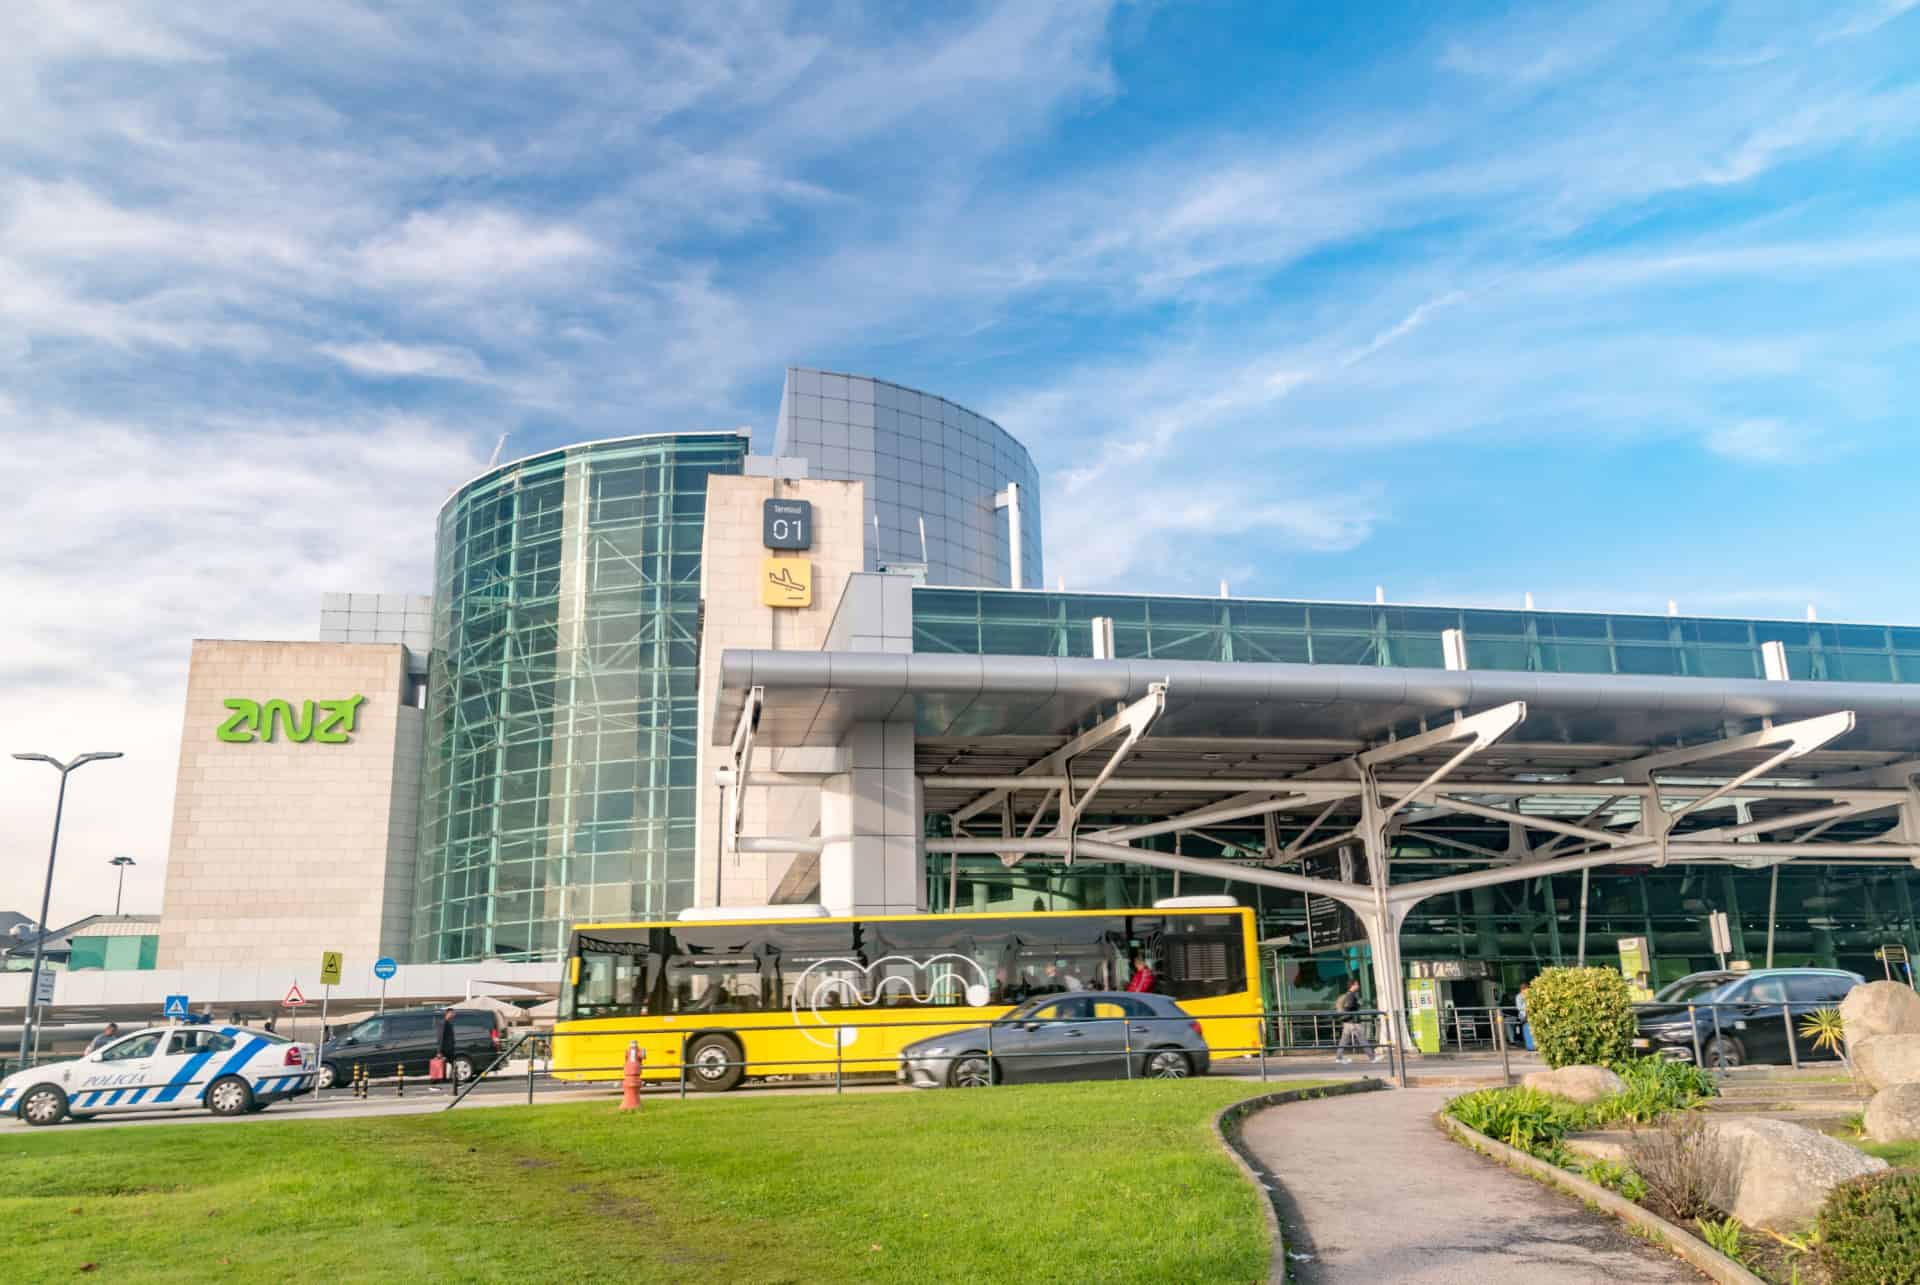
[818,719,924,916]
[1359,779,1412,1055]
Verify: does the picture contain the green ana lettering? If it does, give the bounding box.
[217,695,365,744]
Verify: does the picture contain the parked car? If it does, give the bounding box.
[317,1008,500,1088]
[897,991,1211,1088]
[1632,967,1863,1067]
[2,1024,315,1126]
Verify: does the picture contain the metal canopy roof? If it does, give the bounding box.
[716,649,1920,757]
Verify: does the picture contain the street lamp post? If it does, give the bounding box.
[13,752,123,1065]
[109,856,136,916]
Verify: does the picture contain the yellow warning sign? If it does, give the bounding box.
[761,557,812,608]
[319,951,343,986]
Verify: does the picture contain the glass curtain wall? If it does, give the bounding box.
[915,588,1920,682]
[414,433,749,962]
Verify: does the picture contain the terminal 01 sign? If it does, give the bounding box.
[217,695,365,744]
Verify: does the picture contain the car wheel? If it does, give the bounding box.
[948,1054,995,1088]
[685,1035,743,1092]
[317,1062,340,1090]
[206,1075,255,1116]
[1703,1036,1744,1069]
[1144,1049,1192,1080]
[452,1056,476,1083]
[19,1084,68,1127]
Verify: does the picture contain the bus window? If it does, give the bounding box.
[865,919,1011,1007]
[1007,916,1127,1000]
[1136,914,1247,1001]
[571,932,653,1018]
[662,926,766,1014]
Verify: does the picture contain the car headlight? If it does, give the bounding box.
[917,1045,949,1057]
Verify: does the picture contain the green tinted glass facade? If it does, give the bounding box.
[414,433,749,962]
[914,588,1920,682]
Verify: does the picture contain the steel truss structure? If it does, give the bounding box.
[716,651,1920,1048]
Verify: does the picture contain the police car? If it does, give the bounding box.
[0,1024,317,1126]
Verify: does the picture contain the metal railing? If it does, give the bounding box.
[434,1005,1426,1109]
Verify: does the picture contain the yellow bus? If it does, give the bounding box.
[553,900,1263,1090]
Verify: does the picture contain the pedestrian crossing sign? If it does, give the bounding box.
[163,994,191,1020]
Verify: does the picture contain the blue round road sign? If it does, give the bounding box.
[373,957,398,980]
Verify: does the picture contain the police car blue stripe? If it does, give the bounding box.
[154,1048,221,1104]
[0,1088,14,1110]
[105,1089,126,1106]
[212,1036,270,1081]
[126,1087,147,1104]
[76,1090,102,1108]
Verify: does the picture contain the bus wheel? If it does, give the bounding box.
[685,1034,744,1092]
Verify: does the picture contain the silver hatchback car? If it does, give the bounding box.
[897,991,1211,1088]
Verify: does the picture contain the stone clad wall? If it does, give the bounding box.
[694,475,869,907]
[157,640,421,968]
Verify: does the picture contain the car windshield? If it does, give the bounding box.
[1651,975,1735,1003]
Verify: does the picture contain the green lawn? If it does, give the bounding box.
[0,1078,1327,1283]
[1860,1139,1920,1169]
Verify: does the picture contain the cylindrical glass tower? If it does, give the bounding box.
[413,431,750,962]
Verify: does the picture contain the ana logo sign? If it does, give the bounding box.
[218,696,365,744]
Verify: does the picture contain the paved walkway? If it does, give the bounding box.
[1240,1088,1701,1283]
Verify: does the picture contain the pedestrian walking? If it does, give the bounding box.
[435,1007,459,1092]
[1333,978,1371,1063]
[85,1022,120,1054]
[1516,983,1536,1052]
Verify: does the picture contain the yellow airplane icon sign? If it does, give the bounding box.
[761,557,813,608]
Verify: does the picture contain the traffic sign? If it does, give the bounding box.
[163,994,191,1020]
[373,956,398,980]
[32,969,56,1006]
[319,951,343,986]
[283,982,307,1008]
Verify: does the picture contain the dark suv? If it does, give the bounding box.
[1633,968,1862,1067]
[317,1008,501,1088]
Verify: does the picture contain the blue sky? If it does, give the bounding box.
[5,0,1920,918]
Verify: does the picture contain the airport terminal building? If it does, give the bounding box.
[143,365,1920,1023]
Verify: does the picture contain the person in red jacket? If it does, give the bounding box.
[1124,952,1156,993]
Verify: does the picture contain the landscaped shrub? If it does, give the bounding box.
[1625,1113,1735,1223]
[1582,1159,1648,1202]
[1527,967,1637,1069]
[1586,1055,1715,1125]
[1816,1170,1920,1285]
[1445,1087,1580,1156]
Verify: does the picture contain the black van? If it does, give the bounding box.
[317,1008,501,1088]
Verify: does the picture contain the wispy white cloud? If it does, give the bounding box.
[1706,419,1796,462]
[1822,0,1920,41]
[319,341,486,381]
[355,208,600,289]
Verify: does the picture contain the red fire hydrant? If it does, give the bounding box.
[620,1040,644,1112]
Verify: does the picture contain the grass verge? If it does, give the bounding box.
[1857,1138,1920,1169]
[0,1078,1327,1284]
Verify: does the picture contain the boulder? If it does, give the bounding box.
[1865,1082,1920,1144]
[1564,1131,1631,1165]
[1852,1033,1920,1092]
[1839,980,1920,1044]
[1521,1065,1624,1104]
[1701,1117,1889,1233]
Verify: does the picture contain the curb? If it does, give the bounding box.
[1435,1110,1766,1285]
[1212,1079,1388,1285]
